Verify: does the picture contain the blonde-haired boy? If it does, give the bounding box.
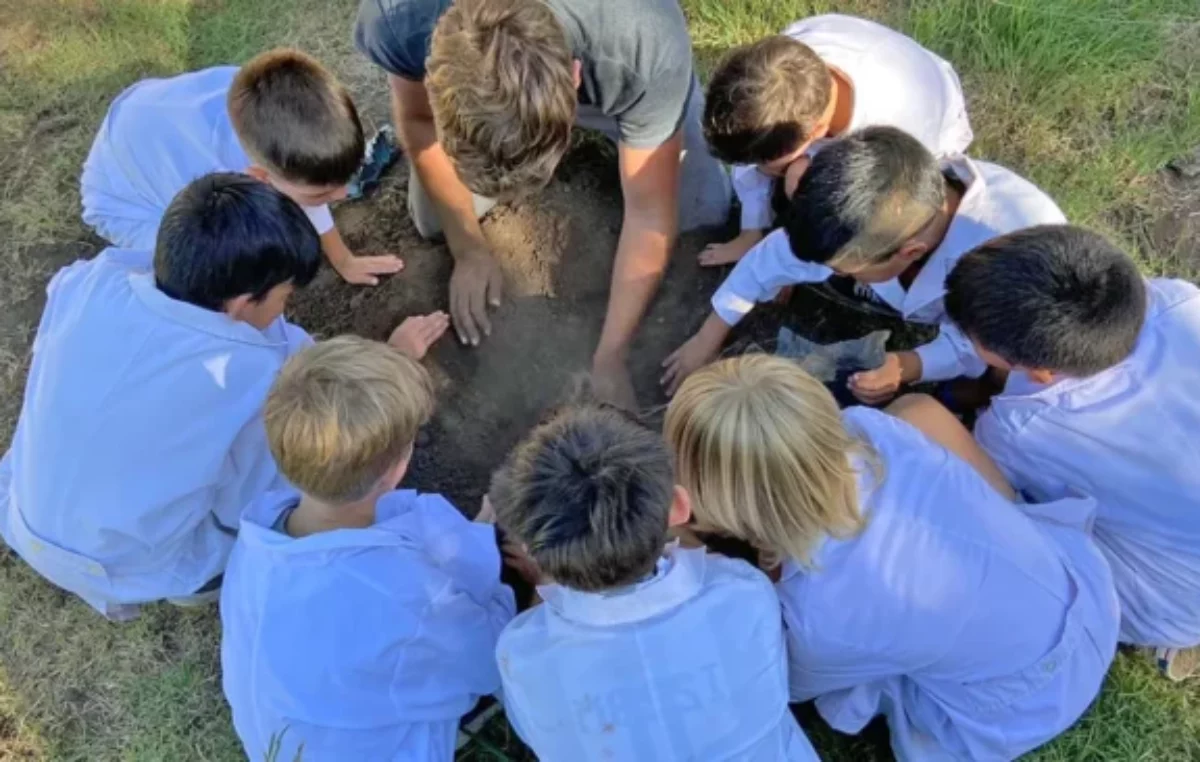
[220,336,514,762]
[82,48,402,285]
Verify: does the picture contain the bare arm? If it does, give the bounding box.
[389,74,502,344]
[593,131,683,369]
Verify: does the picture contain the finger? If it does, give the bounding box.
[422,318,451,345]
[470,285,492,341]
[662,348,681,368]
[450,288,474,345]
[665,371,683,397]
[366,256,405,274]
[487,268,504,308]
[660,361,679,389]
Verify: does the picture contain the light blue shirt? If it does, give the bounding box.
[221,489,515,762]
[80,66,334,251]
[0,248,310,618]
[977,279,1200,649]
[781,407,1119,761]
[497,546,819,761]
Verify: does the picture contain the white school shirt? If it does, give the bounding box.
[221,489,515,762]
[714,156,1066,382]
[781,407,1119,761]
[80,66,334,250]
[0,248,310,617]
[976,279,1200,649]
[497,546,819,762]
[732,14,973,232]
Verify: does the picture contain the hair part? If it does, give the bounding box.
[490,404,674,592]
[265,336,435,504]
[154,172,321,310]
[703,36,832,165]
[944,225,1147,375]
[664,355,870,566]
[426,0,576,199]
[228,48,365,187]
[784,126,945,269]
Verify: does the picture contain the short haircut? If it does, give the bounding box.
[228,48,365,187]
[490,404,674,592]
[944,225,1147,375]
[265,336,436,504]
[426,0,576,199]
[703,36,832,166]
[784,126,946,270]
[154,172,322,310]
[665,355,870,567]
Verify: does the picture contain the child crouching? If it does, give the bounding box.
[490,404,818,760]
[665,355,1119,761]
[220,337,514,761]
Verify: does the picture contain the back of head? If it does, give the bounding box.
[664,355,867,566]
[490,404,673,592]
[427,0,575,199]
[228,48,364,187]
[945,225,1147,376]
[784,126,944,269]
[154,172,322,310]
[265,336,435,504]
[704,36,831,165]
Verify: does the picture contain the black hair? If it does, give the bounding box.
[944,225,1146,375]
[154,172,322,310]
[490,403,674,592]
[783,126,945,267]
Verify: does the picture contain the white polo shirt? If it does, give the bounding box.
[713,156,1066,381]
[733,14,974,231]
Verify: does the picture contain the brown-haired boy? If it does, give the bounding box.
[82,48,403,285]
[220,336,514,761]
[699,14,973,267]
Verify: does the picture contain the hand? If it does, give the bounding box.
[387,311,451,359]
[591,354,638,411]
[698,230,763,267]
[502,539,545,587]
[449,249,503,346]
[661,331,722,396]
[333,253,405,286]
[475,495,497,524]
[849,352,906,406]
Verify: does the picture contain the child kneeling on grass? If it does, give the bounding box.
[665,355,1120,761]
[82,48,401,285]
[0,173,446,622]
[700,14,974,267]
[664,126,1065,401]
[221,336,512,762]
[944,225,1200,680]
[490,404,819,761]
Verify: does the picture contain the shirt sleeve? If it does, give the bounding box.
[974,405,1073,500]
[936,59,974,155]
[914,322,987,382]
[618,62,693,149]
[732,165,774,231]
[354,0,443,80]
[711,229,833,326]
[302,203,335,236]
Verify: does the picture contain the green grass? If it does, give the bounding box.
[0,0,1198,760]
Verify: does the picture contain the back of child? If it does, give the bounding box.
[947,225,1200,653]
[490,404,818,761]
[665,356,1119,761]
[221,336,514,762]
[0,173,319,620]
[81,49,360,250]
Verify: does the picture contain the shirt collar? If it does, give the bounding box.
[538,544,707,626]
[128,271,291,349]
[239,489,427,555]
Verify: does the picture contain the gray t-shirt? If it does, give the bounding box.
[355,0,694,148]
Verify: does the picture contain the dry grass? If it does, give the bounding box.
[0,0,1197,759]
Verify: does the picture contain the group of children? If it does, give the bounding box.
[0,7,1197,762]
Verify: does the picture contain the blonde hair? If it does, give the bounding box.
[426,0,576,198]
[265,336,435,504]
[228,48,364,187]
[664,355,871,566]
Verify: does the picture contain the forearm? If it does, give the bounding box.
[396,113,488,258]
[319,227,353,269]
[895,350,923,384]
[595,211,677,360]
